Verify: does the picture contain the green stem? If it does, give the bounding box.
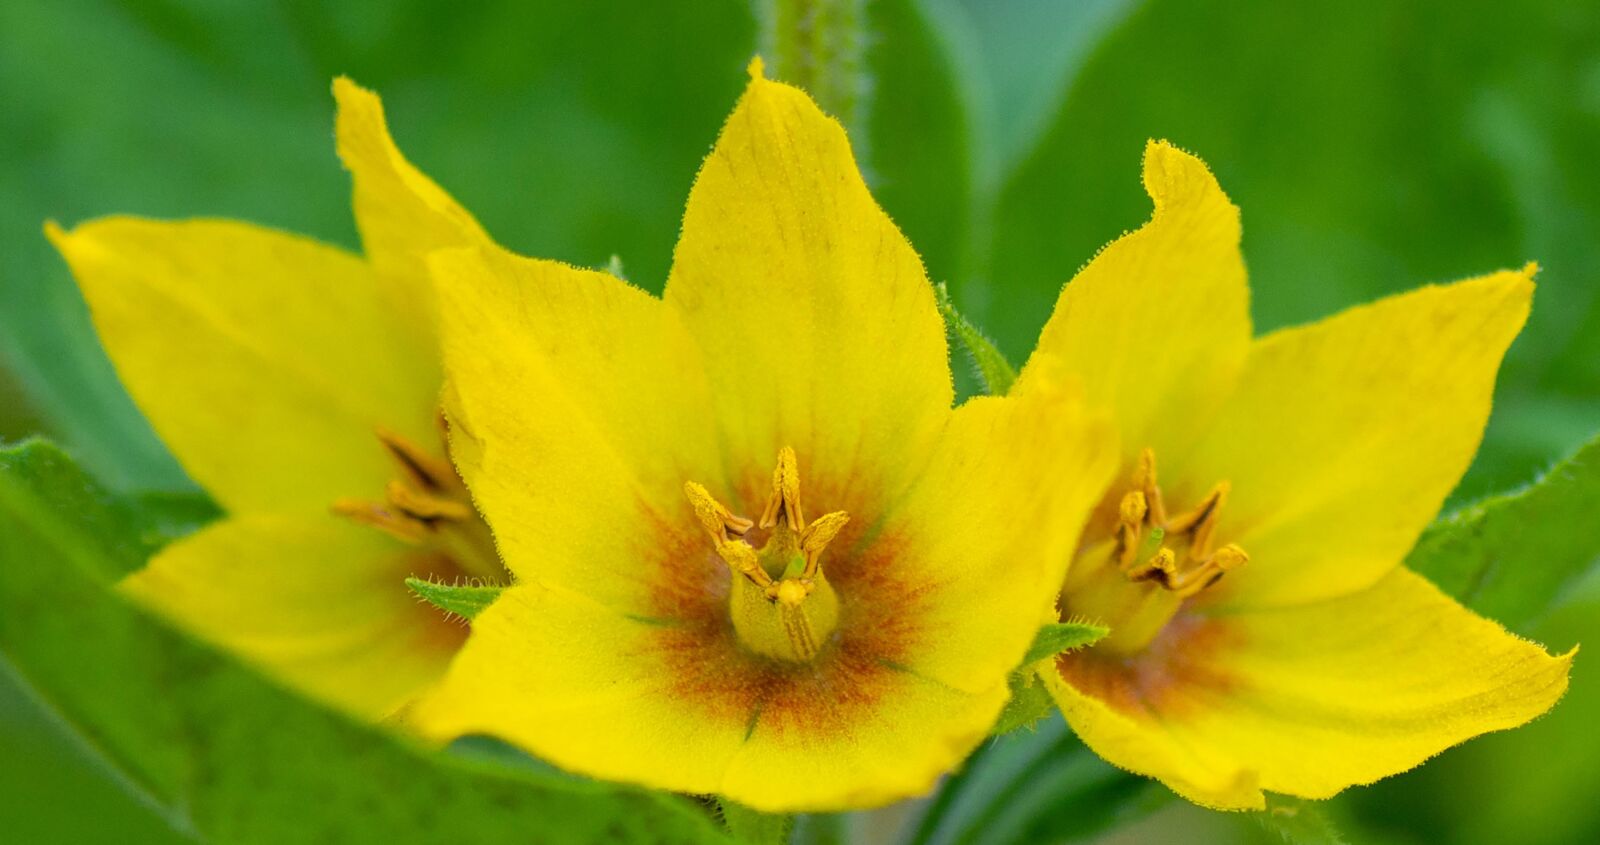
[755,0,868,136]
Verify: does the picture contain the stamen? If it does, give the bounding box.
[718,536,776,590]
[759,446,804,531]
[334,426,502,581]
[1126,547,1177,581]
[1132,447,1168,526]
[1113,491,1147,569]
[331,498,429,543]
[799,511,850,579]
[684,482,754,542]
[384,479,474,522]
[377,426,457,493]
[1114,449,1247,598]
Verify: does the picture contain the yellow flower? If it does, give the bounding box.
[406,61,1117,812]
[1019,140,1575,809]
[45,80,504,717]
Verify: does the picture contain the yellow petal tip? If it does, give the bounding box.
[747,55,767,80]
[1141,139,1233,221]
[331,75,374,106]
[41,219,67,245]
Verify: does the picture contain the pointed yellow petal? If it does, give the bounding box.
[1047,566,1571,808]
[1180,268,1533,608]
[1015,141,1250,466]
[662,67,952,492]
[122,513,465,717]
[884,386,1118,694]
[428,243,721,599]
[334,77,488,335]
[411,580,1003,812]
[47,218,440,512]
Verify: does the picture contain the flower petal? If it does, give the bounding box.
[122,513,465,717]
[1047,566,1572,809]
[1179,268,1534,609]
[1015,141,1250,467]
[883,386,1118,694]
[662,61,952,495]
[47,218,439,512]
[333,78,488,337]
[412,578,1006,812]
[429,243,721,602]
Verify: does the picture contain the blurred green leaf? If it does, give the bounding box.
[0,439,212,581]
[404,576,504,621]
[719,800,793,845]
[1408,431,1600,629]
[1253,795,1349,845]
[936,282,1018,396]
[0,439,728,844]
[911,718,1166,845]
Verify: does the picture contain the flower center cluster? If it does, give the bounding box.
[332,419,501,581]
[1060,448,1247,655]
[684,447,850,663]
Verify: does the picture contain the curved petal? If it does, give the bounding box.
[334,78,488,337]
[121,513,466,717]
[47,218,440,512]
[882,384,1118,694]
[1014,140,1250,468]
[662,61,952,496]
[429,243,722,600]
[411,578,1006,812]
[1047,566,1572,809]
[1178,268,1534,609]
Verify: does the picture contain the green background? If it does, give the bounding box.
[2,0,1596,842]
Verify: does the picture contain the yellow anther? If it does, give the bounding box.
[1132,447,1168,525]
[684,482,753,541]
[1119,490,1148,525]
[799,510,850,577]
[1211,543,1248,571]
[717,539,774,589]
[376,426,458,493]
[759,446,805,531]
[331,498,429,543]
[1127,547,1177,581]
[384,479,474,522]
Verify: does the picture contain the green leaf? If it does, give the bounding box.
[990,671,1056,736]
[1407,430,1600,628]
[719,800,792,845]
[1020,621,1108,665]
[1253,795,1350,845]
[0,439,728,844]
[0,438,214,581]
[405,576,506,621]
[910,718,1166,845]
[991,623,1108,736]
[936,282,1019,396]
